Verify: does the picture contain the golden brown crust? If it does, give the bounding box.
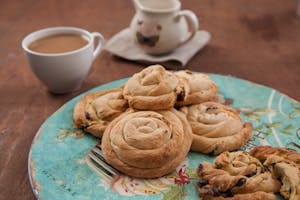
[200,191,276,200]
[175,70,218,106]
[101,108,192,178]
[249,146,300,166]
[73,88,128,138]
[232,171,281,194]
[214,151,264,176]
[261,153,300,200]
[197,162,247,192]
[123,65,181,110]
[197,151,281,200]
[182,102,253,155]
[271,162,299,200]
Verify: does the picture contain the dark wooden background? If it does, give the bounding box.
[0,0,299,199]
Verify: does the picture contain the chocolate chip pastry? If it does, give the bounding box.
[175,70,218,107]
[250,146,300,200]
[199,191,276,200]
[181,102,253,155]
[213,151,280,195]
[73,88,128,138]
[123,65,184,110]
[196,151,280,200]
[249,146,300,168]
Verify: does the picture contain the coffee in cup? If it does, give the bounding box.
[22,27,104,94]
[28,33,89,54]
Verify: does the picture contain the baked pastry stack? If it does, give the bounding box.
[181,102,253,155]
[101,65,194,178]
[73,64,253,179]
[123,65,183,110]
[101,108,192,178]
[174,70,218,106]
[196,147,300,200]
[174,69,252,155]
[73,88,128,138]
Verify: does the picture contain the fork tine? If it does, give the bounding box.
[86,144,120,182]
[89,151,119,176]
[91,145,120,175]
[86,156,114,182]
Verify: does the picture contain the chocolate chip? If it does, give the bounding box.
[221,190,233,198]
[176,90,185,101]
[81,124,89,129]
[197,179,208,187]
[207,146,219,155]
[212,187,220,196]
[245,170,257,177]
[206,106,218,112]
[85,112,91,120]
[198,163,204,171]
[235,178,247,187]
[207,150,216,155]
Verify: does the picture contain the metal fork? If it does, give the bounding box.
[86,144,120,182]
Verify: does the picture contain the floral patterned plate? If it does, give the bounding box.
[28,74,300,200]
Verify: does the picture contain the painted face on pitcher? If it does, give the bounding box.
[135,20,162,47]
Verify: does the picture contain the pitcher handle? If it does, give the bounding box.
[91,32,105,61]
[178,10,199,44]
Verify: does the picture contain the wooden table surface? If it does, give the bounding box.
[0,0,300,199]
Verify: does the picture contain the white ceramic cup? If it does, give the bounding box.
[22,27,104,94]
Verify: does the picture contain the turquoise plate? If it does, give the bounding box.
[28,74,300,200]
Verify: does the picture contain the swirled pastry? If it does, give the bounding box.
[174,70,218,106]
[214,151,280,194]
[101,108,192,178]
[196,152,280,200]
[73,88,128,138]
[181,102,253,154]
[200,191,276,200]
[214,151,264,177]
[197,162,247,192]
[231,171,281,194]
[273,164,300,200]
[249,146,300,168]
[250,146,300,200]
[123,65,182,110]
[264,155,300,200]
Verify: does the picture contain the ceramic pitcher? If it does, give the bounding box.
[130,0,199,55]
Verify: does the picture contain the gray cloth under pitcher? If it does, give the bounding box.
[104,28,211,69]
